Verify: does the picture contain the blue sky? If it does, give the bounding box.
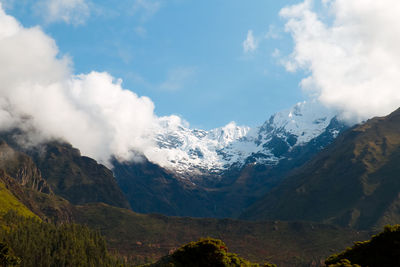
[2,0,307,129]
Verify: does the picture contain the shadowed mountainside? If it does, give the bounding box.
[113,159,212,217]
[241,108,400,230]
[28,141,130,209]
[113,118,348,218]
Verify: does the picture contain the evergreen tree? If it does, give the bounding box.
[0,210,125,267]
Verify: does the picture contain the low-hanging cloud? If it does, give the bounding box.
[281,0,400,122]
[0,4,171,165]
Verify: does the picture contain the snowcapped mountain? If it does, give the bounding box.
[114,101,350,217]
[143,101,344,177]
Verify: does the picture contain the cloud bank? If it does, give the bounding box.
[281,0,400,122]
[0,4,175,165]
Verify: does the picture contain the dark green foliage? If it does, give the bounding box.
[0,210,123,267]
[149,238,275,267]
[75,203,369,267]
[325,225,400,267]
[0,242,20,267]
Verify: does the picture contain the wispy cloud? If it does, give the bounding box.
[134,26,147,37]
[271,48,281,58]
[0,0,16,10]
[265,25,281,40]
[243,30,257,53]
[34,0,90,25]
[159,67,196,92]
[132,0,161,22]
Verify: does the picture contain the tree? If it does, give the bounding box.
[0,242,20,267]
[325,225,400,267]
[149,237,276,267]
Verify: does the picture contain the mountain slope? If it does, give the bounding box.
[0,135,132,222]
[114,102,347,218]
[241,107,400,230]
[0,141,51,194]
[0,140,73,222]
[29,141,130,209]
[0,129,374,267]
[113,158,212,216]
[0,173,37,218]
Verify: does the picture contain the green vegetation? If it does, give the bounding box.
[325,225,400,267]
[0,210,123,267]
[146,238,276,267]
[0,241,20,266]
[0,181,37,219]
[74,203,369,267]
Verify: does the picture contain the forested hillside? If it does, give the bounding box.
[0,210,123,266]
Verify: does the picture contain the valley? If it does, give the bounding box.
[0,103,400,266]
[1,1,400,266]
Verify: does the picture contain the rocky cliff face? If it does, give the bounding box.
[29,141,131,209]
[0,141,74,223]
[0,141,51,194]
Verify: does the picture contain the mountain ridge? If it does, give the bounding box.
[113,102,349,218]
[145,101,343,178]
[240,107,400,230]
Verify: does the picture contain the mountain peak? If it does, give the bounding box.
[140,101,344,178]
[261,101,338,145]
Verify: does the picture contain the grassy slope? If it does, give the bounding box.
[0,180,37,218]
[74,203,370,267]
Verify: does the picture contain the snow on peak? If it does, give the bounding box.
[262,101,337,145]
[142,101,340,176]
[208,122,250,147]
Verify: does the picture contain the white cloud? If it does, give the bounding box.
[0,5,183,166]
[281,0,400,122]
[243,30,257,53]
[159,67,196,92]
[35,0,90,25]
